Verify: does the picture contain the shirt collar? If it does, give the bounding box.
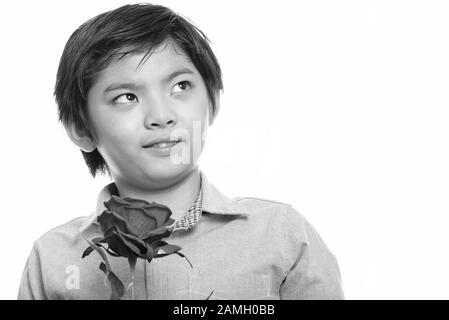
[78,170,251,233]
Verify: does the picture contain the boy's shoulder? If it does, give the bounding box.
[234,195,291,207]
[232,195,305,221]
[230,196,315,243]
[33,215,89,250]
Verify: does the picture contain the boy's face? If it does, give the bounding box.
[85,41,214,189]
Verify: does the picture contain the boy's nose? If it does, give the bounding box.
[144,112,177,129]
[143,98,177,129]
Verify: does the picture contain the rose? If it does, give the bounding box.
[83,195,185,261]
[96,195,181,261]
[81,195,191,299]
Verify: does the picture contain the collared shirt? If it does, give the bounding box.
[17,171,344,300]
[173,174,203,231]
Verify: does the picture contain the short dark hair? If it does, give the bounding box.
[55,3,223,177]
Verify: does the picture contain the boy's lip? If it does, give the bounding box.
[143,136,183,148]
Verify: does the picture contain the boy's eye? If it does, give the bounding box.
[172,81,191,93]
[114,93,138,104]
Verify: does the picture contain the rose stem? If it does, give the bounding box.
[144,260,149,300]
[128,256,137,300]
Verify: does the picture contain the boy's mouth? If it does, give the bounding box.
[143,137,182,149]
[149,141,179,149]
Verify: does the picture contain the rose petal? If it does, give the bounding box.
[117,230,147,250]
[149,240,167,249]
[144,225,172,237]
[123,197,151,206]
[142,243,155,260]
[103,231,134,258]
[104,196,130,213]
[143,205,172,227]
[92,234,123,258]
[165,218,175,226]
[147,202,172,211]
[116,229,148,257]
[143,226,172,244]
[111,195,130,205]
[121,207,158,237]
[97,210,128,234]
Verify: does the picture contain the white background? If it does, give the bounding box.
[0,0,448,299]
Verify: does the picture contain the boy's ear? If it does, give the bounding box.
[64,122,97,153]
[209,94,221,126]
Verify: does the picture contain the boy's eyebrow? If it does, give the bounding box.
[164,67,195,83]
[103,68,195,94]
[104,82,144,94]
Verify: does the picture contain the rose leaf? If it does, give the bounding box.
[81,234,113,271]
[81,236,108,258]
[174,251,193,269]
[206,290,215,300]
[99,262,125,300]
[157,244,182,255]
[82,246,94,259]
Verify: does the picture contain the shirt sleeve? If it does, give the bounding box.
[17,243,48,300]
[279,205,344,300]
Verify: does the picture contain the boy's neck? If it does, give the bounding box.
[113,167,201,221]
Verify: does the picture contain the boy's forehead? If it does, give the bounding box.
[90,41,197,93]
[110,41,190,72]
[99,43,192,82]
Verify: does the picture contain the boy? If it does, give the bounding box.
[18,3,344,299]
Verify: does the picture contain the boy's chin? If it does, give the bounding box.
[139,163,196,185]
